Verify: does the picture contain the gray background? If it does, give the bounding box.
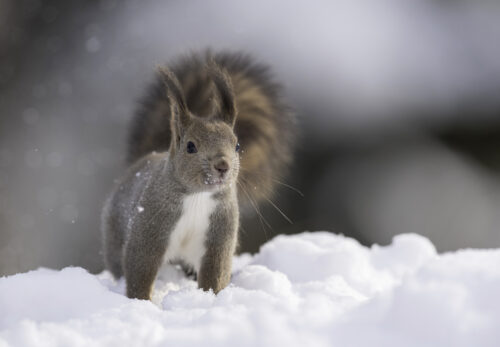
[1,0,500,276]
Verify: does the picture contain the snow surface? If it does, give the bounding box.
[1,232,499,347]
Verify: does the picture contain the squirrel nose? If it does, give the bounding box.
[214,159,229,175]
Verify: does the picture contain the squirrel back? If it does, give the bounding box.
[127,51,296,210]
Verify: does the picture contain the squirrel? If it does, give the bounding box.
[101,51,296,300]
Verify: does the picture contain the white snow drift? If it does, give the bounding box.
[1,232,499,347]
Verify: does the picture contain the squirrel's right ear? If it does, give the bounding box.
[157,66,190,132]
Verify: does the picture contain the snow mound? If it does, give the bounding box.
[1,232,499,347]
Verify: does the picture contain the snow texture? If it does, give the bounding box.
[1,232,499,347]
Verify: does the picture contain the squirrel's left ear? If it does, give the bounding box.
[208,62,237,127]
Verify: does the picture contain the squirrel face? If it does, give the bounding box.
[158,62,239,193]
[172,116,240,192]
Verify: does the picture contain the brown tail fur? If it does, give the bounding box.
[127,50,297,211]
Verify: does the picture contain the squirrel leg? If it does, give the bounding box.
[198,210,238,294]
[123,232,167,300]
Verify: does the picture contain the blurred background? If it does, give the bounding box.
[1,0,500,276]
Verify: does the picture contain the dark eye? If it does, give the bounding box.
[187,141,197,154]
[235,142,240,152]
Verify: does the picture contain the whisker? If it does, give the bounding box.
[237,180,270,229]
[271,178,304,197]
[237,174,272,195]
[237,166,302,197]
[237,181,271,240]
[238,174,293,228]
[263,196,293,224]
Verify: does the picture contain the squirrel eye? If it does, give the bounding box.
[235,142,240,152]
[187,141,197,154]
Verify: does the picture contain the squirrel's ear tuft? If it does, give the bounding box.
[208,62,237,127]
[157,66,190,153]
[157,66,190,130]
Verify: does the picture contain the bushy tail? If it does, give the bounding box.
[127,50,297,211]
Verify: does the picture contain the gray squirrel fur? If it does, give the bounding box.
[101,51,296,300]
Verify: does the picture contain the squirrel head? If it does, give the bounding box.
[158,64,240,193]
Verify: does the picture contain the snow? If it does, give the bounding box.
[1,232,499,347]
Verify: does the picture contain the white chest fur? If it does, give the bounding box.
[164,191,217,271]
